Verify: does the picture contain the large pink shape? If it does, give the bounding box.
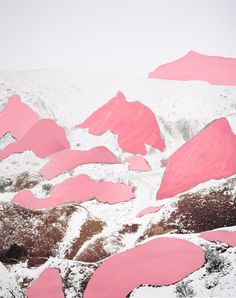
[40,146,120,179]
[149,51,236,86]
[13,174,134,209]
[136,206,162,217]
[125,155,151,171]
[157,118,236,199]
[75,91,165,155]
[0,119,70,160]
[84,237,205,298]
[0,95,39,139]
[25,268,64,298]
[200,230,236,247]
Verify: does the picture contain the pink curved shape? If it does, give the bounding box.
[200,230,236,247]
[149,51,236,86]
[0,119,70,160]
[125,156,151,171]
[0,95,39,139]
[40,146,120,179]
[75,91,165,155]
[157,118,236,199]
[136,206,162,217]
[25,268,64,298]
[84,237,205,298]
[13,175,134,209]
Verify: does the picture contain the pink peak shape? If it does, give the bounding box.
[41,146,120,179]
[13,174,134,209]
[125,155,151,171]
[75,91,165,155]
[148,51,236,86]
[136,206,162,217]
[200,230,236,247]
[0,119,70,160]
[157,118,236,199]
[84,237,205,298]
[0,95,39,139]
[25,268,64,298]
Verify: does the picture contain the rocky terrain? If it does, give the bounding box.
[0,61,236,297]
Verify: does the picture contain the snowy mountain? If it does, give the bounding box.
[0,66,236,298]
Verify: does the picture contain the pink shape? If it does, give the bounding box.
[13,174,134,209]
[148,51,236,86]
[136,206,162,217]
[75,91,165,155]
[41,146,120,179]
[96,181,134,204]
[0,95,39,139]
[0,119,70,160]
[200,230,236,247]
[84,237,205,298]
[157,118,236,199]
[125,155,151,171]
[25,268,64,298]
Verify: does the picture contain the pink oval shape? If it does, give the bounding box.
[125,156,151,171]
[157,118,236,199]
[76,91,165,155]
[149,51,236,86]
[200,230,236,247]
[0,95,39,139]
[84,237,205,298]
[13,174,134,209]
[41,146,120,179]
[25,268,64,298]
[0,119,70,160]
[136,206,162,217]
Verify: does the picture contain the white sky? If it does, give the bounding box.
[0,0,235,75]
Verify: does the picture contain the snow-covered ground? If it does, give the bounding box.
[0,68,236,297]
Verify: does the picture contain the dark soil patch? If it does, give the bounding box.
[119,224,140,235]
[65,219,105,260]
[0,202,77,267]
[160,187,236,233]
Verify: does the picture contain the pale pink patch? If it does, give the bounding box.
[0,119,70,160]
[136,206,162,217]
[96,181,134,204]
[0,95,39,139]
[200,230,236,247]
[40,146,120,179]
[25,268,64,298]
[75,91,165,155]
[125,156,151,171]
[149,51,236,86]
[157,118,236,199]
[13,174,134,209]
[84,237,205,298]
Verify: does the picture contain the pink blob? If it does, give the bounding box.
[136,206,162,217]
[75,91,165,155]
[25,268,64,298]
[13,174,134,209]
[0,95,39,139]
[125,155,151,171]
[157,118,236,199]
[41,146,120,179]
[200,230,236,247]
[0,119,70,160]
[84,237,205,298]
[149,51,236,86]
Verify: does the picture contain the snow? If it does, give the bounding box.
[0,68,236,297]
[0,262,24,298]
